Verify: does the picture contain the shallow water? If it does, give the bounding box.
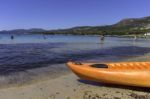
[0,33,149,87]
[0,34,150,74]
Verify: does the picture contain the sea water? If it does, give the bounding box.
[0,33,149,87]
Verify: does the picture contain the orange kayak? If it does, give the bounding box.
[67,61,150,87]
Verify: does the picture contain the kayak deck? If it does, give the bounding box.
[84,62,150,70]
[67,61,150,87]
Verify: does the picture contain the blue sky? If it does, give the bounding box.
[0,0,150,30]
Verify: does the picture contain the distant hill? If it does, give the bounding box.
[43,16,150,35]
[1,16,150,35]
[0,28,47,34]
[114,16,150,28]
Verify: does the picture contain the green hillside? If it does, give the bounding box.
[1,16,150,35]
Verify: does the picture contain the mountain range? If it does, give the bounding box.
[1,16,150,35]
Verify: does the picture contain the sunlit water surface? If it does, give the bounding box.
[0,33,149,87]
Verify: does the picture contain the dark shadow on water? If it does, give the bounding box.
[78,79,150,92]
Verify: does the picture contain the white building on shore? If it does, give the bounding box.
[144,33,150,36]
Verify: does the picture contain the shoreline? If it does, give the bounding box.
[0,53,149,99]
[0,63,71,89]
[0,74,149,99]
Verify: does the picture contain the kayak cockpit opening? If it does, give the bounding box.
[90,64,108,68]
[74,62,82,65]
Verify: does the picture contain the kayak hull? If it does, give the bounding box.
[67,61,150,87]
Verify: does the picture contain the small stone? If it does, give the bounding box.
[67,96,70,99]
[114,97,121,99]
[40,88,43,90]
[136,95,146,99]
[130,93,137,98]
[116,91,120,93]
[103,93,107,96]
[73,89,76,91]
[49,95,55,99]
[56,92,60,94]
